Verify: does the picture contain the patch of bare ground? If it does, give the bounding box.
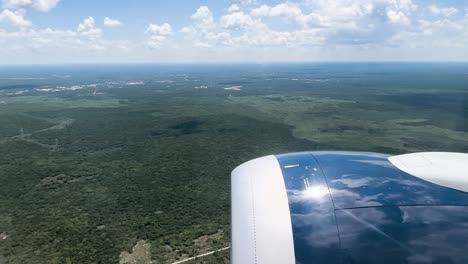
[193,230,224,248]
[119,240,153,264]
[154,230,227,264]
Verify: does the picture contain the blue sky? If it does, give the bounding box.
[0,0,468,63]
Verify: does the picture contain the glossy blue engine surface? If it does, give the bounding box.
[337,206,468,264]
[277,153,342,264]
[312,151,468,209]
[276,151,468,264]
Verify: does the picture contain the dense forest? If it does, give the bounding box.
[0,64,467,263]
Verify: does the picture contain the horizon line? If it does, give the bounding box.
[1,61,468,66]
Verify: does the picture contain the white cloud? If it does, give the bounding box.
[387,9,411,25]
[77,16,95,31]
[0,16,107,51]
[181,6,222,47]
[180,6,223,48]
[251,3,303,19]
[181,4,326,49]
[227,4,240,13]
[0,9,31,27]
[419,19,464,32]
[77,16,101,40]
[429,5,458,17]
[386,15,468,53]
[229,0,256,7]
[145,23,173,48]
[191,6,215,29]
[76,17,105,50]
[2,0,59,12]
[179,25,195,34]
[183,0,457,60]
[2,0,468,62]
[248,0,420,46]
[181,0,468,57]
[145,23,172,36]
[0,15,129,52]
[104,17,122,27]
[220,11,259,30]
[182,27,234,48]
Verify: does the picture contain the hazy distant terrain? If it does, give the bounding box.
[0,63,467,263]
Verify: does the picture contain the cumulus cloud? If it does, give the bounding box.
[180,6,225,48]
[181,4,326,49]
[77,17,101,38]
[146,23,172,36]
[0,15,129,53]
[248,0,421,46]
[429,5,458,17]
[251,3,303,19]
[387,14,468,53]
[220,11,259,30]
[78,16,95,31]
[229,0,256,7]
[227,4,240,13]
[2,0,468,61]
[0,9,31,27]
[144,23,173,48]
[177,0,468,57]
[2,0,59,12]
[104,17,122,27]
[75,17,105,50]
[175,0,465,56]
[191,6,215,30]
[181,7,224,47]
[387,9,411,25]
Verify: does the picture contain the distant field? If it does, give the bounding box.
[0,64,467,263]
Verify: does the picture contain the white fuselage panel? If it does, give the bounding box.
[231,155,295,264]
[389,152,468,193]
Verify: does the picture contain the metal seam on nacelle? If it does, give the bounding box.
[309,152,344,254]
[249,166,258,264]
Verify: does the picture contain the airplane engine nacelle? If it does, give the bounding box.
[231,151,468,264]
